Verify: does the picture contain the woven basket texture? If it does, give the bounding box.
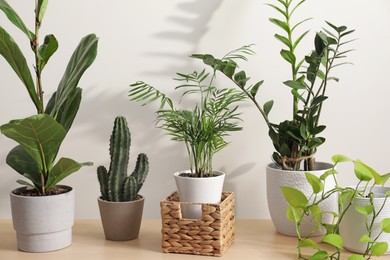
[160,191,235,256]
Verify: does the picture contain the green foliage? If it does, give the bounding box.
[0,0,98,195]
[97,117,149,202]
[281,155,390,259]
[129,54,246,178]
[192,0,355,171]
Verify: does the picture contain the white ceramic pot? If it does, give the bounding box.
[266,162,337,237]
[97,195,145,241]
[340,186,390,254]
[174,170,225,219]
[10,185,75,252]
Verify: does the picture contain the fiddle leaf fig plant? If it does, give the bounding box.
[282,155,390,259]
[0,0,98,195]
[192,0,355,171]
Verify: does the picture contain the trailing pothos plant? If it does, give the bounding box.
[281,154,390,260]
[0,0,98,195]
[192,0,355,171]
[129,53,247,178]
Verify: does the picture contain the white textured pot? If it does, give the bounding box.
[174,170,225,219]
[340,186,390,254]
[10,185,75,252]
[266,162,337,237]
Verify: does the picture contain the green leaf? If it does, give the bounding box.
[37,0,48,23]
[0,26,41,112]
[46,157,84,190]
[359,234,373,243]
[371,242,388,256]
[355,205,374,215]
[381,173,390,186]
[45,88,82,132]
[315,33,326,55]
[305,172,323,194]
[338,189,354,204]
[348,255,365,260]
[331,154,352,163]
[50,33,98,117]
[309,204,322,228]
[263,100,274,116]
[6,145,41,187]
[286,205,301,223]
[300,238,318,249]
[280,186,308,209]
[233,70,249,88]
[250,80,263,97]
[355,160,381,185]
[322,234,343,249]
[354,160,373,182]
[0,114,66,177]
[0,0,34,40]
[38,34,58,71]
[280,49,296,65]
[16,179,35,188]
[320,168,337,181]
[269,18,290,34]
[309,250,329,260]
[381,218,390,233]
[274,34,292,49]
[283,80,306,89]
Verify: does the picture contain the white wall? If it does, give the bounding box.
[0,0,389,219]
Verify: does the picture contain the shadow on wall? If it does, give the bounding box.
[143,0,223,76]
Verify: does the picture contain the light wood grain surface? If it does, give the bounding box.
[0,220,359,259]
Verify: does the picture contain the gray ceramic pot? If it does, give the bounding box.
[10,185,75,252]
[97,195,144,241]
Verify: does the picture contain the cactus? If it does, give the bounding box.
[97,116,149,202]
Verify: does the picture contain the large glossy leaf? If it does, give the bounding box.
[45,88,82,132]
[46,157,85,190]
[6,145,41,187]
[354,160,373,182]
[0,26,41,112]
[0,114,66,177]
[0,0,34,40]
[51,34,98,117]
[38,34,58,71]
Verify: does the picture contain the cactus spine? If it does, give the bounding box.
[97,116,149,202]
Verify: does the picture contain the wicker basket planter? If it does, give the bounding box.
[160,191,235,256]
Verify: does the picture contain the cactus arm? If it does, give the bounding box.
[123,176,137,201]
[97,166,109,200]
[108,116,131,201]
[130,153,149,193]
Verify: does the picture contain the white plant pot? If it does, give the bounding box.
[266,162,337,237]
[10,185,75,252]
[174,170,225,219]
[340,186,390,254]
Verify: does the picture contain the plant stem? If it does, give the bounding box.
[33,0,43,113]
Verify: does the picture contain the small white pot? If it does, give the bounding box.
[174,170,225,219]
[266,162,337,237]
[340,186,390,254]
[10,185,75,252]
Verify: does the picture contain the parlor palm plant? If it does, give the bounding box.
[129,59,247,178]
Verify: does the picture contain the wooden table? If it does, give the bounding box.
[0,220,358,259]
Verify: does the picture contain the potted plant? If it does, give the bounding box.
[281,155,390,259]
[190,0,355,235]
[129,58,246,219]
[97,116,149,241]
[0,0,98,252]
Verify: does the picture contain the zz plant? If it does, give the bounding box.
[0,0,98,195]
[192,0,355,171]
[97,116,149,202]
[282,155,390,259]
[129,54,247,178]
